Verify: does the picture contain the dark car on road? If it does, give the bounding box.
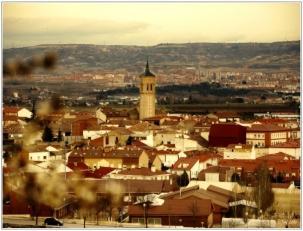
[44,217,63,227]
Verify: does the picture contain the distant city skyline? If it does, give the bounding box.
[3,2,300,48]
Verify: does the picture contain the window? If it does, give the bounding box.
[150,84,153,91]
[132,218,145,224]
[148,218,161,225]
[146,84,149,91]
[43,156,47,160]
[106,136,109,145]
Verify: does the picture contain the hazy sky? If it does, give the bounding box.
[3,2,301,48]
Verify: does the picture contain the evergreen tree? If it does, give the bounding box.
[42,126,53,142]
[57,130,63,142]
[31,99,36,120]
[177,170,190,187]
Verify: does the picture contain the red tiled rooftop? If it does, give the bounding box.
[172,157,199,170]
[247,124,289,132]
[117,167,168,176]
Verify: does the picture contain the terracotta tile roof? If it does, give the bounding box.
[215,111,239,118]
[247,124,289,132]
[3,115,19,121]
[129,121,161,132]
[146,149,180,156]
[109,127,133,135]
[219,159,300,173]
[172,157,199,170]
[161,120,180,126]
[199,165,231,174]
[3,124,23,134]
[67,161,91,172]
[3,106,20,114]
[257,118,287,124]
[271,139,300,148]
[271,183,291,189]
[128,197,212,217]
[159,185,200,199]
[207,185,234,198]
[69,147,143,159]
[91,167,115,178]
[98,107,129,117]
[117,167,168,176]
[257,152,295,161]
[89,137,104,147]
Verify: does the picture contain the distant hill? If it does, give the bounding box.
[3,41,300,74]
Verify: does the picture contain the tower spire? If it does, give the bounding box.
[146,58,150,71]
[141,58,155,77]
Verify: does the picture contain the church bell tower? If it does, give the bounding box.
[139,60,156,120]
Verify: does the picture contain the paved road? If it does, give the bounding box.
[3,217,108,228]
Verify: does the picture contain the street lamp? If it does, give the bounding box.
[201,221,204,228]
[143,203,147,228]
[259,209,263,228]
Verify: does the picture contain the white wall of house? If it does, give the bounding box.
[174,138,202,151]
[154,132,176,146]
[224,146,256,160]
[205,173,220,182]
[198,158,219,171]
[95,109,107,123]
[140,133,155,147]
[83,130,107,140]
[246,132,266,147]
[200,131,209,141]
[109,173,170,181]
[255,147,301,159]
[159,154,179,167]
[29,151,50,162]
[17,108,32,118]
[270,132,287,145]
[172,161,200,179]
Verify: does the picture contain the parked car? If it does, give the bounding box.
[44,217,63,227]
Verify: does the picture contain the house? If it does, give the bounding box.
[223,144,256,159]
[171,157,200,179]
[246,124,290,147]
[28,146,52,162]
[151,150,185,168]
[95,107,129,123]
[159,185,231,225]
[215,112,240,123]
[71,116,98,137]
[139,151,162,171]
[17,108,32,119]
[266,139,301,159]
[209,124,246,147]
[3,106,32,119]
[128,197,213,227]
[219,157,300,185]
[198,166,233,182]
